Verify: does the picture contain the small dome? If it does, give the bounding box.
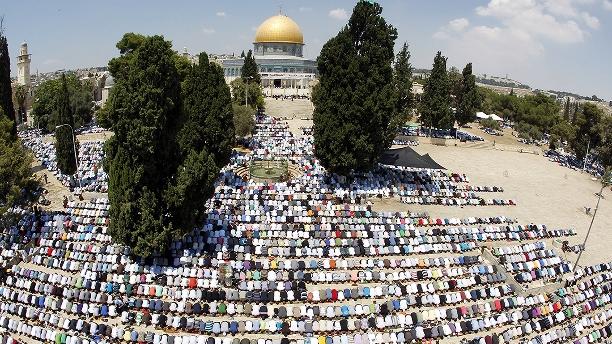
[104,76,115,88]
[254,15,304,45]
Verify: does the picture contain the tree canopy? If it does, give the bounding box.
[240,50,261,84]
[230,78,265,109]
[31,73,93,132]
[232,104,256,138]
[420,52,453,129]
[0,112,36,216]
[54,74,78,175]
[455,63,480,126]
[180,53,235,167]
[313,0,398,175]
[0,32,16,138]
[392,43,413,126]
[103,33,232,257]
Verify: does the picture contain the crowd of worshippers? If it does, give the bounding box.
[492,242,573,285]
[21,136,108,192]
[544,150,605,178]
[0,116,610,344]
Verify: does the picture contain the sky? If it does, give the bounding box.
[2,0,611,100]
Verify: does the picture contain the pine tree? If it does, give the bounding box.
[179,52,234,166]
[240,50,245,58]
[563,97,570,122]
[0,29,16,138]
[571,102,579,124]
[313,0,398,174]
[104,34,225,257]
[241,50,261,84]
[55,74,78,175]
[456,63,479,127]
[420,52,453,130]
[0,111,35,215]
[392,42,413,124]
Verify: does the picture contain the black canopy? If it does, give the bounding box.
[379,147,445,170]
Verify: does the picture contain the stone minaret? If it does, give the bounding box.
[16,42,31,86]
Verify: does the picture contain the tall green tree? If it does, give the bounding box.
[420,52,453,129]
[448,66,462,107]
[232,104,256,137]
[230,78,264,109]
[563,97,570,122]
[55,74,78,175]
[0,28,16,138]
[392,42,413,125]
[104,34,184,257]
[0,112,36,216]
[104,34,226,257]
[240,50,261,84]
[571,103,603,161]
[31,74,93,131]
[456,63,480,126]
[179,52,234,167]
[596,116,612,168]
[313,1,397,174]
[571,102,579,124]
[13,84,28,125]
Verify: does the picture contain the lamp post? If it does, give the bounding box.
[55,124,82,189]
[582,135,591,171]
[574,168,612,269]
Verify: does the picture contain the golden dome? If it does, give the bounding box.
[254,15,304,44]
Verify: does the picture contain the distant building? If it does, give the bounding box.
[101,76,114,104]
[16,42,31,86]
[221,13,318,97]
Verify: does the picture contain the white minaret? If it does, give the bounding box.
[17,42,31,86]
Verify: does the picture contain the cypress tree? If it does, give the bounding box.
[55,74,78,175]
[0,30,16,138]
[420,52,453,130]
[240,50,245,58]
[104,34,227,257]
[563,97,570,122]
[313,0,398,175]
[241,50,261,84]
[179,53,234,166]
[104,34,184,257]
[571,102,579,124]
[392,42,413,124]
[456,63,479,127]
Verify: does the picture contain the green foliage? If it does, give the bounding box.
[456,63,480,126]
[448,66,462,107]
[240,50,261,84]
[571,103,604,161]
[563,97,570,122]
[174,54,192,82]
[232,104,256,137]
[104,34,226,257]
[420,52,453,129]
[596,116,612,168]
[313,0,398,175]
[54,74,78,175]
[0,34,16,138]
[515,122,543,141]
[31,73,93,132]
[392,43,413,127]
[230,78,264,109]
[13,84,28,125]
[180,53,234,166]
[478,87,561,133]
[549,120,575,149]
[480,117,500,131]
[0,113,36,215]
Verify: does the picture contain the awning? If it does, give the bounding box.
[380,147,445,170]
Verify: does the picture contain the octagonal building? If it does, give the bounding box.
[222,14,318,97]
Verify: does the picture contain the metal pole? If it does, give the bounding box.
[583,138,590,171]
[574,183,605,269]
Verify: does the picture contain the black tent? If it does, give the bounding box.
[420,154,446,170]
[379,147,445,170]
